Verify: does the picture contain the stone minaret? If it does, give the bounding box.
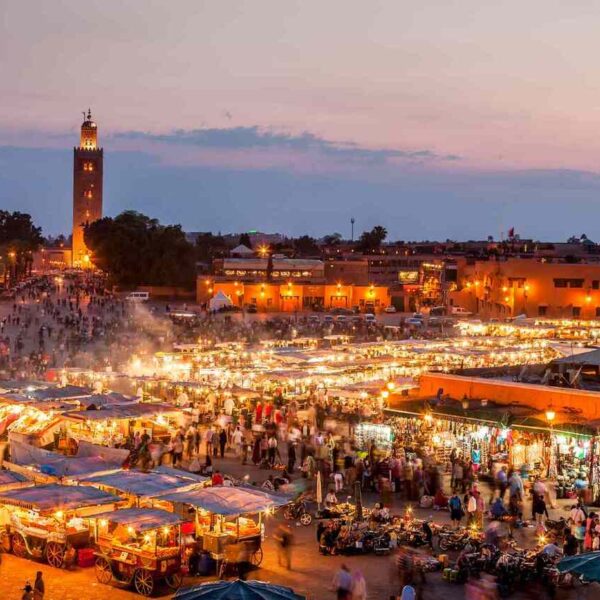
[72,109,103,267]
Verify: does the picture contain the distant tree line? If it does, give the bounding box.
[0,210,43,284]
[84,211,195,288]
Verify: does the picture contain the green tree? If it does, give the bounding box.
[238,233,252,248]
[84,211,195,287]
[323,233,342,245]
[358,225,388,252]
[0,211,43,283]
[195,232,228,262]
[293,235,320,256]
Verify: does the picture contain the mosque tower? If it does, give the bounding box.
[72,109,103,267]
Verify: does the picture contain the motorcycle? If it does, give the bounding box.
[283,499,313,526]
[438,529,481,551]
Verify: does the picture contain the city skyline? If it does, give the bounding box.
[3,1,600,238]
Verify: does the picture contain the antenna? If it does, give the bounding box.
[351,217,355,241]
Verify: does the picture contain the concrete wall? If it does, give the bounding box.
[418,372,600,420]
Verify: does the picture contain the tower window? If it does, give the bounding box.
[83,162,94,172]
[84,190,93,199]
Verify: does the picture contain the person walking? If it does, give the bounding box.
[332,564,353,600]
[218,428,227,458]
[448,491,464,529]
[33,572,44,600]
[268,434,278,467]
[172,433,183,467]
[466,492,477,527]
[273,524,293,570]
[232,426,243,457]
[533,494,549,526]
[22,583,33,600]
[350,569,367,600]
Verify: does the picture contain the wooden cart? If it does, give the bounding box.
[0,483,118,568]
[93,508,184,596]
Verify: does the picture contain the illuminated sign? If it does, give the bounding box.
[398,270,419,283]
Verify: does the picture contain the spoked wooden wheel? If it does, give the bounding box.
[250,547,263,566]
[11,533,27,558]
[45,541,65,568]
[134,568,154,596]
[165,572,183,590]
[95,556,113,584]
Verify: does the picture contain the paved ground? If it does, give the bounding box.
[0,449,584,600]
[0,291,585,599]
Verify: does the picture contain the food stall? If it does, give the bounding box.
[0,483,119,567]
[94,508,184,596]
[62,403,183,447]
[152,486,287,568]
[8,439,128,480]
[3,403,64,449]
[80,468,206,507]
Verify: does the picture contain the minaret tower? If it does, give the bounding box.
[72,109,103,267]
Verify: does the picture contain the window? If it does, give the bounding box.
[596,307,600,318]
[593,281,600,290]
[573,306,581,318]
[538,305,547,316]
[554,278,584,288]
[83,161,94,172]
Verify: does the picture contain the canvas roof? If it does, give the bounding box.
[81,469,203,497]
[94,507,182,531]
[156,485,287,516]
[0,483,117,512]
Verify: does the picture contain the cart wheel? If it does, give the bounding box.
[134,568,155,596]
[45,541,65,568]
[95,556,113,584]
[11,533,27,558]
[165,572,183,590]
[300,512,313,526]
[250,547,263,567]
[283,507,293,520]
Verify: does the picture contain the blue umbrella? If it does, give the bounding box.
[174,579,306,600]
[558,551,600,581]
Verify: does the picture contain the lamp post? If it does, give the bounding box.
[546,407,556,478]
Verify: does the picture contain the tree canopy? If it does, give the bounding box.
[292,235,320,256]
[84,211,195,287]
[0,211,43,283]
[358,225,388,251]
[195,232,228,262]
[238,233,252,248]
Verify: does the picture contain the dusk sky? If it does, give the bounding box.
[2,1,600,240]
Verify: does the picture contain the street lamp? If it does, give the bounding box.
[545,408,556,423]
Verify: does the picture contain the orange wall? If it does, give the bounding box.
[196,278,389,311]
[455,259,600,319]
[418,372,600,421]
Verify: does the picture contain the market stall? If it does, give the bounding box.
[385,400,596,497]
[9,439,128,479]
[80,469,206,507]
[0,483,119,567]
[94,508,184,596]
[62,403,183,447]
[152,486,287,568]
